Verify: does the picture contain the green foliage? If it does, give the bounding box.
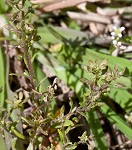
[0,0,8,13]
[121,36,132,44]
[0,47,6,108]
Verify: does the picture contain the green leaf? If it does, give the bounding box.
[5,50,24,150]
[109,88,132,113]
[27,142,33,150]
[5,99,14,104]
[37,26,111,46]
[65,143,78,150]
[58,129,64,142]
[115,0,132,2]
[121,36,132,44]
[0,0,8,13]
[0,47,6,108]
[99,104,132,140]
[10,126,26,140]
[34,61,50,93]
[85,110,108,150]
[0,134,7,150]
[64,120,74,127]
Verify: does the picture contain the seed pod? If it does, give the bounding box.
[118,68,126,77]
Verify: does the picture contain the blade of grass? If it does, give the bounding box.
[99,104,132,139]
[86,110,108,150]
[109,88,132,113]
[34,61,50,93]
[115,0,132,2]
[5,54,24,150]
[0,47,6,108]
[37,26,111,46]
[0,47,13,149]
[0,0,7,13]
[0,134,6,150]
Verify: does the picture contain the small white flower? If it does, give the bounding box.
[44,96,48,102]
[54,84,57,90]
[125,114,128,119]
[112,26,117,30]
[112,40,117,45]
[117,41,121,46]
[111,26,125,49]
[83,66,88,71]
[111,32,115,36]
[120,45,126,50]
[27,26,33,31]
[0,16,7,29]
[111,36,115,40]
[53,78,58,85]
[118,33,122,38]
[120,26,125,32]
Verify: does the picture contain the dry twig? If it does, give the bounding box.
[67,11,111,24]
[31,0,109,12]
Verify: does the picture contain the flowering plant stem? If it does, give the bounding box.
[21,13,35,89]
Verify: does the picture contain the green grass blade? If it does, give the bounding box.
[115,0,132,2]
[0,47,11,150]
[0,47,6,108]
[34,61,50,93]
[5,53,24,150]
[85,111,108,150]
[0,134,6,150]
[0,0,7,13]
[99,104,132,140]
[109,88,132,113]
[37,26,110,46]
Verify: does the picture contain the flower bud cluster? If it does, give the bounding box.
[111,26,125,49]
[82,60,125,102]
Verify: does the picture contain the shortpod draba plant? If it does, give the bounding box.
[0,0,126,150]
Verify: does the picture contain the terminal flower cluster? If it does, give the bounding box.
[111,26,125,48]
